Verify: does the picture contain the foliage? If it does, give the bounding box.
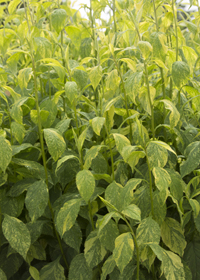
[0,0,200,279]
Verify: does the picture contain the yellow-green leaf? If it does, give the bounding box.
[76,170,95,203]
[0,136,12,173]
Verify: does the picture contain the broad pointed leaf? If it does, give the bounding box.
[76,170,95,203]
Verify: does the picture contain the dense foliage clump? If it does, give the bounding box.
[0,0,200,279]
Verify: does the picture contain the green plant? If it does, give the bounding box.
[0,0,200,279]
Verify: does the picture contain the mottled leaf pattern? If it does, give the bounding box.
[76,170,95,203]
[2,215,31,260]
[0,136,12,173]
[68,254,93,280]
[40,258,65,280]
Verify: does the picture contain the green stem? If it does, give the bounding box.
[144,61,155,140]
[90,0,96,60]
[112,0,117,46]
[152,0,158,31]
[145,147,154,219]
[112,56,133,143]
[88,200,95,230]
[105,127,115,181]
[74,100,79,137]
[122,215,140,280]
[172,0,179,61]
[48,68,51,98]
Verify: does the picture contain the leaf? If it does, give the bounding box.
[183,239,200,280]
[113,233,134,273]
[167,169,184,201]
[76,170,95,203]
[63,223,82,252]
[180,142,200,178]
[161,99,180,128]
[189,199,200,218]
[89,65,102,90]
[8,0,21,14]
[172,61,190,88]
[84,145,102,169]
[80,37,92,58]
[65,26,82,50]
[73,69,88,90]
[146,141,168,169]
[153,167,171,192]
[138,41,152,60]
[77,127,88,152]
[25,180,49,222]
[150,32,168,62]
[105,181,123,211]
[106,69,120,91]
[125,72,143,103]
[161,217,187,256]
[121,179,142,209]
[101,255,116,280]
[98,217,119,251]
[56,198,82,238]
[11,122,25,144]
[121,147,145,172]
[0,268,7,280]
[85,231,107,269]
[150,243,185,280]
[0,136,12,173]
[68,254,92,280]
[64,81,78,104]
[29,266,40,280]
[120,58,136,72]
[40,258,65,280]
[44,128,66,161]
[18,68,32,90]
[55,118,71,135]
[136,217,160,249]
[51,9,67,34]
[34,37,52,59]
[2,215,31,260]
[121,204,141,222]
[113,133,130,155]
[92,117,105,136]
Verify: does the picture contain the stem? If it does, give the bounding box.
[152,0,158,31]
[90,0,96,60]
[145,147,154,219]
[144,62,155,140]
[105,127,115,181]
[23,0,68,269]
[74,100,79,137]
[112,56,133,143]
[122,215,140,280]
[112,0,117,46]
[172,0,178,61]
[88,200,95,230]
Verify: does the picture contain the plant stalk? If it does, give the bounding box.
[172,0,179,61]
[145,147,155,219]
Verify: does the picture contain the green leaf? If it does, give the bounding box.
[64,81,78,104]
[150,32,168,62]
[146,141,168,169]
[153,190,167,226]
[73,69,88,90]
[138,41,152,60]
[180,142,200,178]
[77,127,88,152]
[84,145,102,169]
[0,268,7,280]
[113,233,134,273]
[161,99,180,128]
[40,258,65,280]
[121,147,145,172]
[101,255,116,280]
[44,128,66,162]
[29,266,40,280]
[34,37,52,60]
[55,118,71,135]
[51,9,67,34]
[25,180,49,222]
[167,169,184,201]
[183,238,200,280]
[189,199,200,218]
[99,196,119,212]
[2,215,31,260]
[63,223,82,252]
[92,117,105,136]
[8,0,21,14]
[0,136,12,173]
[89,65,102,90]
[68,254,92,280]
[106,69,120,91]
[125,72,143,103]
[40,98,57,128]
[80,37,92,58]
[18,68,32,90]
[11,122,25,144]
[113,133,130,155]
[98,216,119,251]
[161,217,187,256]
[56,198,82,238]
[0,188,24,217]
[150,243,185,280]
[172,61,190,88]
[153,167,171,192]
[76,170,95,203]
[30,110,49,127]
[121,204,141,222]
[121,179,142,209]
[85,231,107,269]
[132,184,151,219]
[65,26,82,50]
[105,181,123,211]
[136,217,160,248]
